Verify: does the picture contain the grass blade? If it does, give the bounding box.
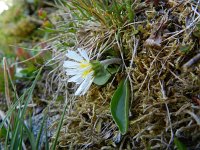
[36,113,47,149]
[45,116,49,150]
[5,123,10,150]
[174,137,187,150]
[51,102,68,150]
[20,118,36,150]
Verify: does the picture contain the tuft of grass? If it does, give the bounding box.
[66,0,135,28]
[0,67,50,149]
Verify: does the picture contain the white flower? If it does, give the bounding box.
[63,48,94,96]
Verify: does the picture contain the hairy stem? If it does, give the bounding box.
[100,58,122,66]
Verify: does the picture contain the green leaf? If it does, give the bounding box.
[92,60,112,85]
[174,137,187,150]
[36,114,47,150]
[21,119,36,150]
[107,66,119,74]
[93,69,111,85]
[110,79,130,134]
[92,60,119,86]
[51,102,68,150]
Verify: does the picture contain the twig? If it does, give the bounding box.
[175,124,197,137]
[183,53,200,69]
[3,58,11,108]
[165,103,174,149]
[132,125,154,141]
[11,50,45,65]
[130,110,156,125]
[185,110,200,125]
[166,117,192,131]
[159,80,167,99]
[138,48,164,92]
[132,38,139,59]
[169,69,186,84]
[129,37,139,108]
[162,14,200,42]
[175,103,191,116]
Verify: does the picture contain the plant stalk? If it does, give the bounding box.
[100,58,122,66]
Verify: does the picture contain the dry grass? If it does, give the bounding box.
[45,0,200,149]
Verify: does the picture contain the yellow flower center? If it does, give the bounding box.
[82,69,92,78]
[79,61,93,78]
[79,61,90,69]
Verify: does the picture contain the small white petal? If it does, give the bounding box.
[66,69,79,75]
[78,48,90,61]
[81,78,94,95]
[66,50,83,62]
[76,78,85,84]
[63,61,79,68]
[68,74,83,83]
[75,81,87,96]
[75,72,93,95]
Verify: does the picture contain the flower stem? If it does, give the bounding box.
[100,58,122,66]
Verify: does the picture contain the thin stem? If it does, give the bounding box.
[100,58,122,66]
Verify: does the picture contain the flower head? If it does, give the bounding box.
[63,48,94,95]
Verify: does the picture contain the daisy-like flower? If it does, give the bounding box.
[63,48,94,96]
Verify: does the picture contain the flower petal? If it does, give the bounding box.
[78,48,90,61]
[75,81,87,95]
[68,74,84,83]
[66,50,84,62]
[63,61,79,68]
[81,78,94,95]
[75,72,93,95]
[66,69,79,75]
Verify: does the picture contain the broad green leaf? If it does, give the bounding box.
[92,60,112,86]
[107,66,119,74]
[174,137,187,150]
[93,69,111,85]
[92,60,119,85]
[110,79,130,134]
[94,66,119,85]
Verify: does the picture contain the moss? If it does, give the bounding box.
[45,0,200,149]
